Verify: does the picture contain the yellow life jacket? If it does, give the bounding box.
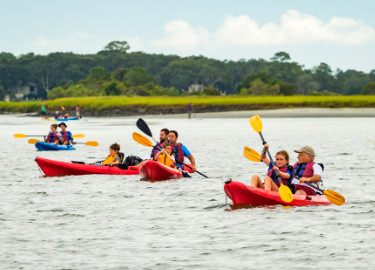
[103,154,118,164]
[158,152,174,167]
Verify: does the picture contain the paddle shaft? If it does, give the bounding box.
[258,131,284,186]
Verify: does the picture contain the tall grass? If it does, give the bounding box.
[1,95,374,114]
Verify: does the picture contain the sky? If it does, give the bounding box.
[1,0,374,73]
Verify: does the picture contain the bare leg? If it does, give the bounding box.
[295,189,307,195]
[251,175,265,189]
[264,176,278,191]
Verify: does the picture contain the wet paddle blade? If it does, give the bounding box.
[136,118,153,137]
[28,139,40,144]
[243,146,261,162]
[249,115,263,133]
[279,184,293,203]
[324,190,345,206]
[14,133,27,138]
[132,132,154,147]
[85,141,99,146]
[72,134,85,138]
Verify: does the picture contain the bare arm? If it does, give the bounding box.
[186,154,196,172]
[299,174,321,183]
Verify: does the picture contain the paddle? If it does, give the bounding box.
[249,115,293,203]
[27,139,98,146]
[132,132,208,178]
[243,146,262,162]
[303,182,345,206]
[14,133,85,138]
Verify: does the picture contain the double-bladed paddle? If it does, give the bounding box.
[28,138,98,146]
[249,115,293,203]
[14,133,85,138]
[132,131,208,178]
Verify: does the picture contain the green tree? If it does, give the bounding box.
[202,87,221,96]
[125,66,154,86]
[0,82,5,100]
[105,81,122,95]
[270,51,291,62]
[104,41,130,53]
[362,82,375,95]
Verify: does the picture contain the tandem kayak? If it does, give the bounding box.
[224,180,332,207]
[35,142,76,151]
[140,160,193,181]
[57,117,79,121]
[35,157,141,176]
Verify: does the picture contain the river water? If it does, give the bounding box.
[0,114,374,269]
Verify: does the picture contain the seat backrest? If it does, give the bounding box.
[118,152,125,163]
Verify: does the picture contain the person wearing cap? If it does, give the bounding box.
[58,122,76,145]
[291,146,323,196]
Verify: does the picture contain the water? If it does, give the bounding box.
[0,114,374,269]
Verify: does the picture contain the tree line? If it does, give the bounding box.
[1,41,374,101]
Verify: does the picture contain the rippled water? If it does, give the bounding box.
[1,114,374,269]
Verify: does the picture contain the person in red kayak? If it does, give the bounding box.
[154,142,176,168]
[151,128,169,159]
[168,130,196,172]
[291,146,323,196]
[251,144,292,191]
[43,124,59,145]
[58,122,76,145]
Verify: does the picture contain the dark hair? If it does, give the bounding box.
[169,130,178,138]
[161,128,169,135]
[163,142,171,149]
[110,143,120,152]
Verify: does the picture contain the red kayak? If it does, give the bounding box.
[140,160,193,181]
[224,180,332,207]
[35,157,140,176]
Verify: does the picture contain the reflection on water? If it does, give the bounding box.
[1,115,374,269]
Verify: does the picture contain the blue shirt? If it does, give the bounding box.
[268,163,292,185]
[175,144,191,169]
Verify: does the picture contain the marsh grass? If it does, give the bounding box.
[1,95,374,114]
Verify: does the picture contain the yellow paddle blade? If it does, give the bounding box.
[85,141,99,146]
[243,146,261,162]
[72,134,85,138]
[324,190,345,206]
[28,139,41,144]
[279,184,293,203]
[14,133,27,138]
[61,106,65,111]
[249,115,263,133]
[132,132,153,147]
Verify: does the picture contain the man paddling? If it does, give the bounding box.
[151,128,169,159]
[168,130,196,173]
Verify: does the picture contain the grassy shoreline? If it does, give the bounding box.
[1,96,375,116]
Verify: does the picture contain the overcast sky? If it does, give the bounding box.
[1,0,374,72]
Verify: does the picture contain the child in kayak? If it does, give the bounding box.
[154,142,176,168]
[251,144,292,191]
[100,143,122,165]
[43,124,60,145]
[58,122,76,145]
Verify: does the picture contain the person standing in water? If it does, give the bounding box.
[76,105,80,119]
[188,103,192,119]
[41,104,46,120]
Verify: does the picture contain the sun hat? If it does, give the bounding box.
[58,122,67,127]
[294,146,315,157]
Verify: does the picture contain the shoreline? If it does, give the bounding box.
[9,108,375,119]
[116,108,375,118]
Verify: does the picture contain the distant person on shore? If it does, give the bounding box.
[188,103,192,119]
[76,105,80,119]
[58,122,76,145]
[151,128,169,159]
[41,104,46,120]
[154,142,176,168]
[291,146,323,196]
[250,144,293,191]
[168,130,196,172]
[43,124,59,145]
